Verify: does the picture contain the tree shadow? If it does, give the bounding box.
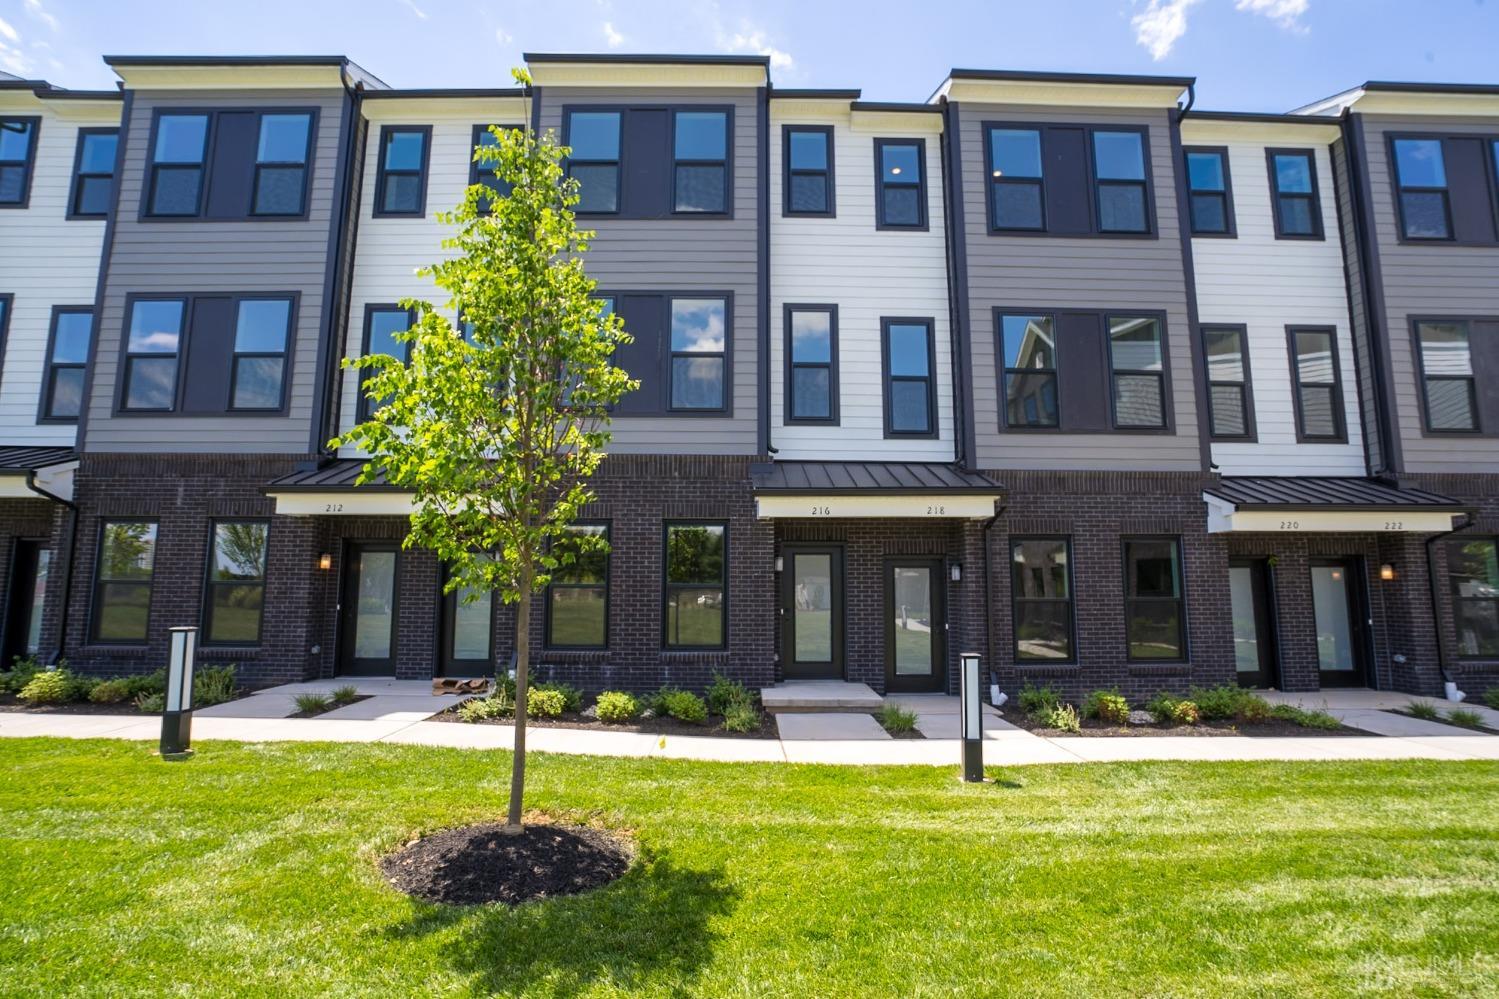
[383,847,736,996]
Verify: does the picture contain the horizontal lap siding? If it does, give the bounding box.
[769,110,953,460]
[85,89,346,455]
[959,104,1200,471]
[1191,136,1365,475]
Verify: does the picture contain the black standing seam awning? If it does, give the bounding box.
[750,461,1002,495]
[0,446,76,472]
[1203,476,1467,513]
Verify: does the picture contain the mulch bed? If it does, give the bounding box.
[0,694,149,715]
[997,707,1367,738]
[290,694,374,719]
[380,822,632,906]
[430,703,780,740]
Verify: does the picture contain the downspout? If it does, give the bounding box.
[939,97,973,472]
[25,470,77,668]
[980,502,1004,701]
[1425,514,1474,698]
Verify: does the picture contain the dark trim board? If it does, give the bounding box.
[1170,115,1214,470]
[76,87,132,449]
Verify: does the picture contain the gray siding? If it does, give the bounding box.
[1332,135,1383,472]
[84,88,349,455]
[1361,112,1499,474]
[539,86,759,456]
[957,103,1200,472]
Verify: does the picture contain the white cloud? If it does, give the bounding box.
[1235,0,1309,32]
[716,22,793,70]
[1131,0,1199,61]
[602,21,624,47]
[495,26,512,45]
[23,0,58,32]
[398,0,427,19]
[0,16,20,44]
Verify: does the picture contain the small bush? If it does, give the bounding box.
[1485,688,1499,711]
[294,692,330,715]
[330,684,359,706]
[18,669,74,705]
[135,691,165,713]
[1146,693,1199,726]
[1270,704,1340,730]
[594,690,639,724]
[534,682,582,714]
[660,689,707,724]
[1081,689,1130,725]
[721,703,761,733]
[193,666,236,707]
[3,655,43,694]
[1447,708,1483,729]
[706,672,754,716]
[1236,694,1274,724]
[126,669,166,698]
[1189,685,1275,724]
[1041,702,1081,733]
[457,695,512,723]
[1017,682,1061,722]
[89,679,133,704]
[1407,701,1440,721]
[527,687,567,718]
[877,702,918,735]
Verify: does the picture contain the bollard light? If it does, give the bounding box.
[160,626,198,757]
[959,651,984,782]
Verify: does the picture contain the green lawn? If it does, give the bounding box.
[1,740,1496,997]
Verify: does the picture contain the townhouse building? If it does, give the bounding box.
[0,53,1493,706]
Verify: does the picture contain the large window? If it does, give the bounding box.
[375,125,429,216]
[121,299,185,411]
[146,114,209,216]
[1000,313,1058,428]
[0,116,39,207]
[984,123,1157,237]
[547,524,609,648]
[1267,149,1322,239]
[673,110,728,214]
[1447,537,1499,658]
[664,523,726,649]
[1092,130,1148,233]
[874,139,926,229]
[146,110,318,219]
[669,298,727,411]
[69,129,119,219]
[41,308,93,422]
[1123,537,1185,661]
[1288,326,1345,441]
[882,318,936,437]
[1011,538,1074,661]
[1203,325,1253,439]
[1391,138,1450,240]
[252,113,312,216]
[1415,320,1478,432]
[1108,316,1166,428]
[361,305,415,419]
[92,521,158,644]
[785,305,837,423]
[784,125,833,216]
[1184,147,1234,236]
[230,298,292,410]
[566,111,621,214]
[988,128,1044,231]
[203,521,268,645]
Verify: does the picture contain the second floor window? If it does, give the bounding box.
[882,318,935,436]
[0,117,38,206]
[673,110,728,214]
[375,126,429,216]
[148,114,208,216]
[1203,325,1253,439]
[252,113,312,216]
[122,299,185,411]
[669,298,727,410]
[1184,147,1233,235]
[41,308,93,422]
[1268,149,1322,239]
[1000,313,1058,428]
[203,521,269,645]
[785,305,837,423]
[70,129,119,218]
[1108,316,1165,428]
[875,139,926,229]
[1392,138,1450,240]
[1092,131,1148,233]
[1415,320,1479,432]
[784,126,833,215]
[567,111,621,213]
[1288,326,1345,441]
[231,299,292,410]
[362,305,415,419]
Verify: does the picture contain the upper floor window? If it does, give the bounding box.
[546,523,609,649]
[92,520,158,644]
[203,521,269,645]
[0,117,38,207]
[785,305,837,423]
[1203,325,1253,439]
[1415,320,1481,433]
[361,305,415,419]
[1108,316,1166,428]
[41,308,93,423]
[375,125,429,217]
[1288,326,1345,441]
[1392,138,1450,240]
[882,318,935,437]
[1093,131,1148,233]
[69,129,119,219]
[1446,537,1499,658]
[122,299,185,411]
[983,123,1155,238]
[146,110,316,220]
[874,139,926,229]
[470,125,514,205]
[566,111,621,213]
[147,114,209,216]
[784,125,833,216]
[1000,313,1058,428]
[673,110,728,214]
[1267,149,1322,239]
[252,113,312,216]
[1123,537,1186,661]
[231,299,292,410]
[669,298,727,411]
[663,522,726,649]
[989,128,1044,231]
[1184,147,1234,236]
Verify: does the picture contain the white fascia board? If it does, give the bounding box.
[1180,120,1341,146]
[1202,493,1459,534]
[528,63,767,89]
[109,64,349,91]
[941,78,1187,109]
[269,491,414,516]
[0,460,77,503]
[848,109,943,135]
[756,494,998,520]
[361,96,528,122]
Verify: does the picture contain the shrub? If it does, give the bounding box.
[1017,682,1061,722]
[706,672,754,716]
[1447,708,1483,729]
[2,655,42,694]
[534,682,582,714]
[527,687,567,718]
[877,702,918,735]
[19,669,75,705]
[1081,689,1130,725]
[193,666,237,707]
[1407,701,1440,721]
[1041,702,1081,733]
[1146,693,1199,726]
[721,703,761,733]
[457,695,512,723]
[294,692,330,715]
[1270,704,1340,730]
[89,678,133,704]
[594,690,639,724]
[126,669,166,698]
[1485,688,1499,711]
[134,692,165,713]
[1189,685,1274,724]
[660,689,707,724]
[330,684,359,706]
[1235,694,1274,724]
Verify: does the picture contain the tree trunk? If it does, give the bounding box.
[505,564,533,832]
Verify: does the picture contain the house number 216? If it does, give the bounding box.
[810,505,832,516]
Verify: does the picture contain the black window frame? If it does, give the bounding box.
[981,122,1157,239]
[671,108,731,216]
[360,303,417,421]
[545,521,611,651]
[67,127,120,220]
[562,108,623,217]
[0,294,11,386]
[249,111,315,217]
[38,305,93,425]
[89,518,159,646]
[144,111,209,218]
[985,125,1046,233]
[873,137,928,231]
[1183,145,1236,237]
[469,123,519,205]
[1202,323,1256,441]
[1122,535,1188,664]
[1446,535,1499,660]
[228,296,296,412]
[667,294,730,413]
[783,303,839,425]
[662,520,728,651]
[782,124,835,218]
[1010,536,1076,665]
[0,115,40,210]
[1389,135,1453,241]
[1106,313,1169,431]
[997,311,1060,430]
[1091,128,1151,235]
[200,519,270,647]
[373,124,432,219]
[439,557,499,673]
[1411,316,1489,436]
[1286,324,1347,443]
[1266,147,1324,240]
[880,316,938,439]
[141,107,319,222]
[118,294,187,414]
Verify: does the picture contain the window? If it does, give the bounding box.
[1093,130,1148,233]
[785,305,837,423]
[252,113,312,215]
[92,521,157,644]
[1108,316,1166,428]
[1391,138,1450,239]
[1123,538,1185,661]
[1447,537,1499,658]
[1288,326,1344,441]
[874,139,926,229]
[40,308,93,422]
[1184,147,1233,236]
[674,110,728,214]
[566,111,621,214]
[1000,313,1058,428]
[375,125,429,216]
[203,521,268,645]
[0,117,38,207]
[147,114,209,216]
[1267,149,1322,239]
[882,318,936,437]
[987,128,1044,230]
[361,305,414,419]
[1203,325,1253,439]
[230,298,292,410]
[664,523,726,648]
[669,297,726,410]
[784,125,833,216]
[470,125,515,204]
[121,299,186,411]
[1415,321,1478,432]
[1011,538,1074,661]
[69,129,119,219]
[547,523,609,648]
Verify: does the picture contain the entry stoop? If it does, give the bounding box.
[760,681,883,714]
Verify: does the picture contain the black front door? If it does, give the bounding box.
[338,542,400,676]
[2,540,49,669]
[1229,558,1278,689]
[1309,556,1370,688]
[884,558,946,693]
[782,545,843,679]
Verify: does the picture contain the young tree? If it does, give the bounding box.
[333,69,637,831]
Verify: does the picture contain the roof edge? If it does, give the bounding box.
[524,52,770,66]
[947,68,1195,88]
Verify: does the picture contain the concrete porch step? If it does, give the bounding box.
[760,681,883,714]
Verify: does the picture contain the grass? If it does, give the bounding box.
[292,692,331,716]
[0,740,1496,997]
[874,702,917,735]
[1409,701,1442,721]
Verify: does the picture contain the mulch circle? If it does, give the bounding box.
[380,822,633,906]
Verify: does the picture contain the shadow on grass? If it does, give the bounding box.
[386,848,736,996]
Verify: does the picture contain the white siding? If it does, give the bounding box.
[769,108,953,461]
[1189,135,1365,476]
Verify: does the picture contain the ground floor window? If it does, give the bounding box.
[203,521,269,645]
[546,524,609,648]
[664,522,726,648]
[1447,536,1499,657]
[92,520,158,644]
[1010,537,1074,661]
[1123,537,1185,660]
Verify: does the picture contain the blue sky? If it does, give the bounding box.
[1,0,1495,111]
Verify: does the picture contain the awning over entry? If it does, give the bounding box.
[1203,476,1466,534]
[265,459,413,515]
[0,446,78,504]
[751,461,1002,519]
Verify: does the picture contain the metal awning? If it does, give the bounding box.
[1203,476,1466,534]
[750,461,1002,519]
[265,459,412,515]
[0,446,78,504]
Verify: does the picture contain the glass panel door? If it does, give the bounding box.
[885,559,945,692]
[783,547,842,679]
[1229,558,1277,689]
[340,544,399,676]
[1310,558,1366,687]
[2,540,49,668]
[440,564,493,677]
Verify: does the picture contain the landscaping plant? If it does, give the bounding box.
[1269,704,1341,730]
[1407,701,1440,721]
[1486,688,1499,711]
[593,691,639,724]
[18,669,75,705]
[706,672,753,716]
[134,692,164,713]
[1041,702,1082,733]
[330,685,359,706]
[193,666,237,707]
[876,702,918,735]
[535,682,582,714]
[1446,708,1483,729]
[457,695,512,723]
[1081,689,1130,725]
[527,687,567,718]
[88,678,132,704]
[1146,693,1200,726]
[660,690,708,724]
[1017,682,1061,722]
[2,655,42,694]
[721,703,760,733]
[294,693,331,716]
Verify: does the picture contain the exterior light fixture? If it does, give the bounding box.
[160,626,198,758]
[959,652,984,782]
[1380,563,1396,581]
[318,553,333,570]
[950,562,962,582]
[774,555,783,573]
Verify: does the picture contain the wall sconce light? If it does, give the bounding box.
[773,555,783,573]
[1379,563,1396,582]
[318,553,333,571]
[950,562,963,582]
